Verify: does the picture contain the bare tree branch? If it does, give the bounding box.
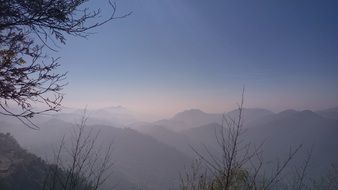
[0,0,131,128]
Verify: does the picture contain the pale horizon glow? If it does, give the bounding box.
[54,0,337,118]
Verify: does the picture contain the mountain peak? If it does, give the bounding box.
[300,109,315,114]
[173,109,206,119]
[181,108,205,114]
[316,106,338,120]
[298,110,322,118]
[96,105,130,114]
[278,109,298,115]
[185,108,205,112]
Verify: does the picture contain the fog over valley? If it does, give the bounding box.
[1,0,337,189]
[1,106,338,189]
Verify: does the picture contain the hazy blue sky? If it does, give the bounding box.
[56,0,338,117]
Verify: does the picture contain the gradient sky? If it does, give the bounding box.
[55,0,338,117]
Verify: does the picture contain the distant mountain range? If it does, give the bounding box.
[4,105,334,132]
[137,107,338,179]
[0,118,190,190]
[1,106,338,189]
[154,109,220,131]
[316,106,338,120]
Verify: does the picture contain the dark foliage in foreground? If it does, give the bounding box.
[0,0,131,128]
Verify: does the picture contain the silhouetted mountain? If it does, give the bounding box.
[99,126,190,190]
[0,133,50,190]
[155,109,221,131]
[138,125,194,157]
[317,106,338,120]
[183,123,223,144]
[0,119,191,190]
[0,132,142,190]
[183,109,338,177]
[227,108,274,126]
[172,109,220,125]
[1,106,338,189]
[154,108,274,131]
[91,106,138,124]
[246,110,338,151]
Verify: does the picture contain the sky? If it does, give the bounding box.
[55,0,338,117]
